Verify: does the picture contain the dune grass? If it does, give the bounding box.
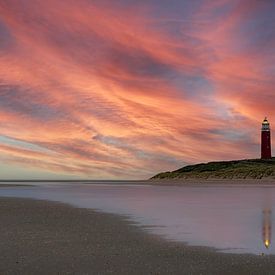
[151,158,275,180]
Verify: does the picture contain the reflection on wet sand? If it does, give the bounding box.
[263,208,272,249]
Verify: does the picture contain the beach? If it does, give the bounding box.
[1,197,275,275]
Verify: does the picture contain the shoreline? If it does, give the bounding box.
[1,197,275,274]
[149,178,275,186]
[2,179,275,189]
[0,184,34,187]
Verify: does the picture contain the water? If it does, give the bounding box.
[0,182,275,255]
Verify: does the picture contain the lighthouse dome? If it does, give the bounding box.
[262,117,269,125]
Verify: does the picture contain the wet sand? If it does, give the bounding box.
[1,198,275,275]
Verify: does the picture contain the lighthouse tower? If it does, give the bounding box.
[261,117,272,159]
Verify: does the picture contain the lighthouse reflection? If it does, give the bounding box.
[262,208,272,249]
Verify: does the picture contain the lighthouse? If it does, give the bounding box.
[261,117,272,159]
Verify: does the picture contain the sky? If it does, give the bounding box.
[0,0,275,180]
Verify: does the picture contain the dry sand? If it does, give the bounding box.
[1,197,275,275]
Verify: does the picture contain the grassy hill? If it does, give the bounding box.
[151,158,275,180]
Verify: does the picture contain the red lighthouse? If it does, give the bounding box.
[261,117,272,159]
